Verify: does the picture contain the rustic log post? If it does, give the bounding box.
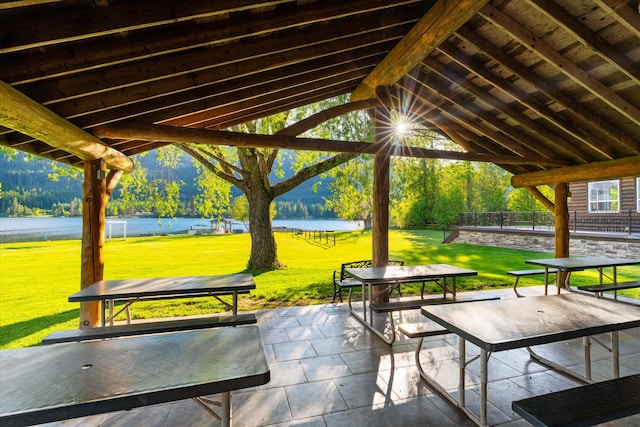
[554,183,570,293]
[372,109,391,303]
[79,160,107,328]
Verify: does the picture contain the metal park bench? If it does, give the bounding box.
[332,259,404,303]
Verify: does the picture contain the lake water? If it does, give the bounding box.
[0,217,363,243]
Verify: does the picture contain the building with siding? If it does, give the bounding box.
[567,177,639,233]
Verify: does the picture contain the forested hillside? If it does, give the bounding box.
[0,152,332,217]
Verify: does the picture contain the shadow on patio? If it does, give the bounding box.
[41,287,639,427]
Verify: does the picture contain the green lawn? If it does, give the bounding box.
[1,229,638,349]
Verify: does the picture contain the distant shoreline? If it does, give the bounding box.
[0,217,362,243]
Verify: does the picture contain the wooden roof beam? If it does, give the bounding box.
[3,0,423,85]
[53,47,391,129]
[23,14,410,108]
[528,0,640,87]
[0,0,294,54]
[436,42,619,159]
[479,4,640,126]
[594,0,640,35]
[454,25,640,153]
[512,156,640,187]
[0,82,133,172]
[351,0,488,101]
[421,56,596,163]
[92,122,569,167]
[407,72,577,161]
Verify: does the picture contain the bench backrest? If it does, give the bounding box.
[339,259,404,281]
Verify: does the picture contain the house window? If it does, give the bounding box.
[588,180,619,212]
[637,177,640,211]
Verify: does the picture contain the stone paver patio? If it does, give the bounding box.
[41,286,640,426]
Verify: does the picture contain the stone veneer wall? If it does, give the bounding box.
[454,227,640,259]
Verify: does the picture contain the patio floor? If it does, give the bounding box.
[42,286,640,427]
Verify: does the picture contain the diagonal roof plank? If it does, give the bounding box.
[0,81,133,172]
[351,0,489,101]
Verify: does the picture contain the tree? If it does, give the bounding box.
[230,195,250,231]
[180,98,361,270]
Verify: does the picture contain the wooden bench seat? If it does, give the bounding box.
[507,268,558,297]
[512,374,640,427]
[577,280,640,299]
[578,280,640,293]
[370,294,500,313]
[42,313,257,344]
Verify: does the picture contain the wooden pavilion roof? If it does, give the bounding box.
[1,0,639,182]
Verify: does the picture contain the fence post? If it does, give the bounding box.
[629,210,632,235]
[532,211,535,230]
[573,211,577,232]
[500,211,503,229]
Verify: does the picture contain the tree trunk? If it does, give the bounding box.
[246,192,280,269]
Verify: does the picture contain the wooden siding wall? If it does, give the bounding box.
[568,177,639,212]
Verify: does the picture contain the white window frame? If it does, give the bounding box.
[637,177,640,212]
[588,180,620,213]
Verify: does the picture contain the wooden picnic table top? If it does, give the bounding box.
[0,326,269,427]
[344,264,477,283]
[68,274,256,302]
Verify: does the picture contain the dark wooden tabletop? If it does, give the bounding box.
[0,326,269,427]
[345,264,477,283]
[422,293,640,352]
[68,274,256,301]
[525,256,640,271]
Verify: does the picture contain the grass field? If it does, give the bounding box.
[1,229,638,349]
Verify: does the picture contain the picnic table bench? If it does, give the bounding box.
[398,321,450,339]
[42,313,257,344]
[507,268,557,297]
[367,295,499,344]
[370,294,500,313]
[512,374,640,427]
[577,280,640,299]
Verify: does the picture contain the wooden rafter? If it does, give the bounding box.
[436,42,618,160]
[480,4,640,126]
[406,72,578,162]
[92,123,570,167]
[351,0,488,100]
[0,82,133,172]
[528,0,640,87]
[512,156,640,187]
[454,25,640,153]
[421,56,597,162]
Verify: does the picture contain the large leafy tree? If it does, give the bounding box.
[179,99,363,270]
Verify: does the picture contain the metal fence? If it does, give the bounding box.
[459,210,640,235]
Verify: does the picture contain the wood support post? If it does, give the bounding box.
[554,183,570,289]
[79,160,107,328]
[372,109,391,303]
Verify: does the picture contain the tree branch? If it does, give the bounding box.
[272,152,358,198]
[179,144,244,189]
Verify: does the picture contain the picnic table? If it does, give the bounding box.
[344,264,481,344]
[69,274,256,326]
[418,293,640,426]
[525,256,640,297]
[0,326,270,427]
